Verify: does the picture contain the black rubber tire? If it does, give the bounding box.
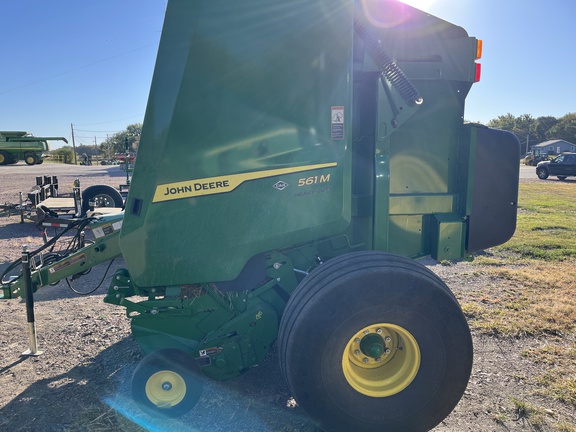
[557,176,567,180]
[536,167,549,179]
[81,185,123,215]
[132,349,203,418]
[36,158,44,165]
[0,151,14,165]
[278,251,473,432]
[24,154,37,165]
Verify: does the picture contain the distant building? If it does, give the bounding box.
[531,139,576,155]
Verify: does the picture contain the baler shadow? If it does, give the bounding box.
[0,338,141,432]
[0,340,319,432]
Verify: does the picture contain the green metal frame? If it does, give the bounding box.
[1,213,123,299]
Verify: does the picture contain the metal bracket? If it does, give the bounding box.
[21,246,44,356]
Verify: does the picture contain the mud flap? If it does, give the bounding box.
[466,125,520,252]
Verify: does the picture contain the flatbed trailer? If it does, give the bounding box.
[0,176,124,227]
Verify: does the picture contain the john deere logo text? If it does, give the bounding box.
[152,163,337,203]
[163,180,231,196]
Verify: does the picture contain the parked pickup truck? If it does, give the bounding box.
[536,153,576,180]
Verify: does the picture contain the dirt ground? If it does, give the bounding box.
[0,164,573,431]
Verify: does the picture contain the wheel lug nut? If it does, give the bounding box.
[385,336,392,342]
[376,328,382,334]
[375,357,382,362]
[364,330,370,335]
[354,338,360,344]
[385,348,391,354]
[354,349,360,355]
[363,357,369,363]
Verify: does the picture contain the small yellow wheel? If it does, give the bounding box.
[132,348,203,417]
[342,323,420,397]
[145,370,187,408]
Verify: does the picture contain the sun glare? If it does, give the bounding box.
[399,0,437,12]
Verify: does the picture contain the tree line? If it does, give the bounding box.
[485,113,576,153]
[51,114,576,163]
[51,123,141,164]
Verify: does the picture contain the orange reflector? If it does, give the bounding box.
[476,40,483,60]
[474,63,481,82]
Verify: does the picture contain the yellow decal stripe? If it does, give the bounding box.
[153,162,338,203]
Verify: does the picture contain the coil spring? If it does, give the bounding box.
[354,17,422,106]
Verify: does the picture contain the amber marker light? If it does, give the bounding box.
[476,39,483,60]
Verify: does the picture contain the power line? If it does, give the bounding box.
[73,114,144,127]
[74,129,123,134]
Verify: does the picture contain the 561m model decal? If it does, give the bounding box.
[153,162,337,203]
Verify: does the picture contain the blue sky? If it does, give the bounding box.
[405,0,575,124]
[0,0,574,149]
[0,1,165,149]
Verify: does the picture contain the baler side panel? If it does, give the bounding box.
[120,0,354,286]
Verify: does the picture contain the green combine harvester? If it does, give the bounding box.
[0,131,68,165]
[1,1,520,430]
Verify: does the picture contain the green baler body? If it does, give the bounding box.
[120,0,518,288]
[0,1,521,424]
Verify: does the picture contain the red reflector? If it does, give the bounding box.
[474,63,481,82]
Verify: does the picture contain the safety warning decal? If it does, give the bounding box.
[152,162,337,203]
[49,253,86,274]
[92,220,123,239]
[331,106,344,140]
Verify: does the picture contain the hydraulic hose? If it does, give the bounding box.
[0,217,94,283]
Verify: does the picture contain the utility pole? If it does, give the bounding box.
[70,123,77,165]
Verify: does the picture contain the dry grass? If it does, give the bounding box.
[456,182,576,414]
[523,344,576,407]
[459,260,576,337]
[64,405,145,432]
[510,397,546,429]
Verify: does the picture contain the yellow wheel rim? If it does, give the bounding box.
[342,323,420,397]
[0,155,4,164]
[145,370,187,408]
